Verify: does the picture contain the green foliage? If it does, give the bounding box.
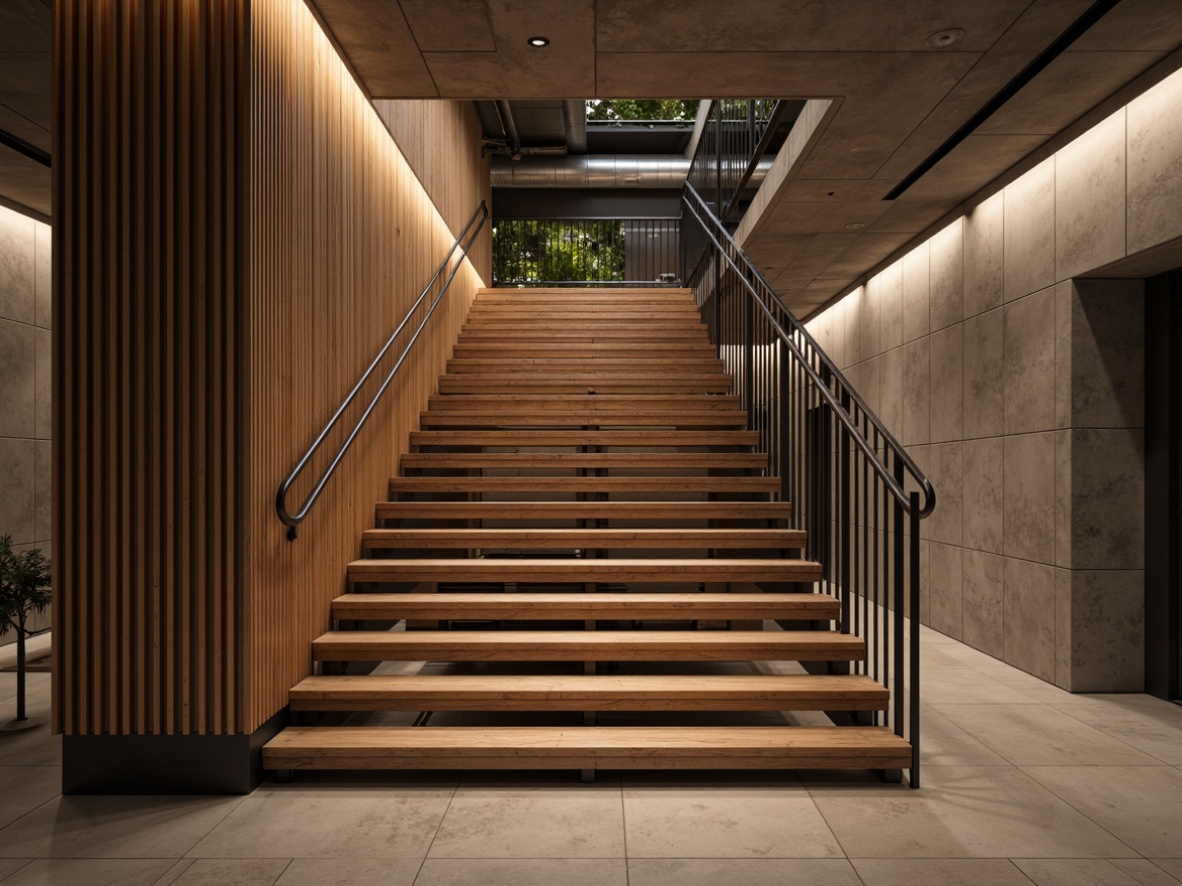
[493,220,626,284]
[0,535,52,637]
[586,99,700,122]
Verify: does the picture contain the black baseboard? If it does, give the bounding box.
[62,708,288,795]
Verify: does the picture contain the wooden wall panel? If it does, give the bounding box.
[375,100,492,282]
[244,0,490,731]
[53,0,248,735]
[54,0,490,735]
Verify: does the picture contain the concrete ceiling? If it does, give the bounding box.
[0,0,50,219]
[312,0,1182,314]
[3,1,1181,314]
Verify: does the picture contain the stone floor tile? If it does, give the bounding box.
[807,765,1134,857]
[1109,859,1182,886]
[918,705,1009,765]
[0,859,31,882]
[275,858,420,886]
[0,767,58,831]
[0,795,243,858]
[1013,858,1145,885]
[429,785,624,858]
[416,859,627,886]
[919,666,1047,705]
[1143,861,1182,883]
[1022,766,1182,857]
[2,858,174,886]
[188,787,452,859]
[851,858,1032,885]
[622,783,842,858]
[170,859,290,886]
[628,858,861,886]
[1053,698,1182,765]
[929,705,1162,765]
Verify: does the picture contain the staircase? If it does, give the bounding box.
[263,287,912,779]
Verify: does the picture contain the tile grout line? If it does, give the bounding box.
[410,776,460,884]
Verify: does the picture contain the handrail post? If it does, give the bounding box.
[745,275,754,426]
[909,489,921,788]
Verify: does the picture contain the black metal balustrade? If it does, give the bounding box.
[680,184,935,788]
[686,99,798,228]
[492,218,681,286]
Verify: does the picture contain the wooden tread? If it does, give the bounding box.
[446,359,724,373]
[373,501,793,521]
[437,379,732,395]
[400,452,766,470]
[418,413,750,429]
[263,725,911,770]
[289,674,886,712]
[426,394,741,410]
[331,591,834,620]
[360,528,804,550]
[312,630,863,662]
[347,557,820,584]
[387,476,780,494]
[409,430,759,448]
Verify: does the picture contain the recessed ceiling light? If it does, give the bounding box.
[927,28,965,48]
[844,222,866,230]
[527,36,550,47]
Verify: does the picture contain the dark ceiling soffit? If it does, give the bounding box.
[492,187,681,220]
[0,128,51,168]
[884,0,1123,200]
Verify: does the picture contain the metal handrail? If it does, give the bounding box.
[276,201,489,540]
[682,185,934,517]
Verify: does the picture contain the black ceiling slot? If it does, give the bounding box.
[884,0,1123,200]
[0,127,51,168]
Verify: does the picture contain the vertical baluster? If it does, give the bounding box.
[893,458,905,739]
[909,489,921,788]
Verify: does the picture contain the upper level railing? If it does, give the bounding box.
[686,99,797,228]
[680,183,934,788]
[276,201,488,540]
[492,218,681,287]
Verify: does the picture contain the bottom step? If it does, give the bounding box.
[263,726,911,771]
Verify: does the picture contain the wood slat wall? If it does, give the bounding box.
[53,0,490,736]
[53,0,249,736]
[242,0,489,733]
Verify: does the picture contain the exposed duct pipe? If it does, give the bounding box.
[494,100,522,158]
[491,154,772,189]
[562,100,587,154]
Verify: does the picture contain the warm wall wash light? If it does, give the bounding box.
[927,28,966,48]
[527,36,550,46]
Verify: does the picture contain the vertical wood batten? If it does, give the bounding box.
[244,0,489,732]
[53,0,249,736]
[54,0,489,738]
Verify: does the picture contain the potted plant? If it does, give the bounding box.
[0,535,52,731]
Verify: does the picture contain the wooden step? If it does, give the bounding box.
[400,453,766,471]
[446,359,725,373]
[312,630,862,662]
[437,376,731,392]
[465,313,703,323]
[449,347,718,361]
[457,330,710,341]
[388,476,780,494]
[374,501,794,522]
[417,414,750,430]
[418,412,750,429]
[288,674,886,712]
[331,592,833,620]
[360,529,803,550]
[409,430,759,448]
[427,394,741,410]
[347,557,819,584]
[264,725,911,770]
